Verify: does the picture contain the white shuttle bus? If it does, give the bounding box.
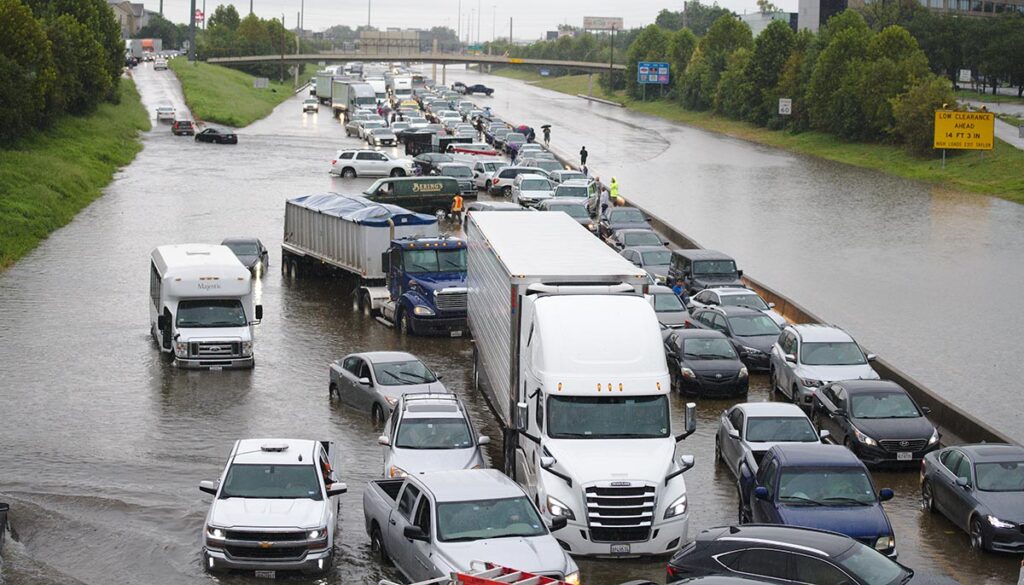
[150,244,262,369]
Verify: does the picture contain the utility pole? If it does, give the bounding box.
[609,24,616,89]
[509,16,512,48]
[158,0,162,16]
[188,0,196,61]
[492,6,496,42]
[295,11,300,87]
[280,13,285,82]
[457,0,462,43]
[477,0,481,43]
[202,0,206,29]
[300,0,304,31]
[367,0,371,27]
[249,0,252,15]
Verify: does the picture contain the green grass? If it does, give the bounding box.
[511,73,1024,201]
[998,114,1022,127]
[0,79,150,271]
[491,68,623,103]
[169,59,310,127]
[954,89,1024,106]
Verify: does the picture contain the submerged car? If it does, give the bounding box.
[329,351,447,426]
[621,245,672,283]
[195,127,238,144]
[716,402,824,478]
[691,306,782,371]
[770,324,879,407]
[688,287,786,328]
[221,237,268,274]
[378,392,489,478]
[665,328,748,398]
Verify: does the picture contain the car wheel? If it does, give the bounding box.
[372,404,386,427]
[502,186,512,197]
[921,480,935,512]
[714,437,722,465]
[485,180,492,190]
[769,367,778,393]
[342,167,357,178]
[329,383,337,399]
[969,516,986,551]
[371,524,390,565]
[390,168,406,177]
[791,385,801,405]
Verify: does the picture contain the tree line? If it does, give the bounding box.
[0,0,124,145]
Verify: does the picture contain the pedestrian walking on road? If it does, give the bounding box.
[610,177,621,205]
[580,146,588,166]
[451,194,465,225]
[598,182,610,217]
[542,125,551,146]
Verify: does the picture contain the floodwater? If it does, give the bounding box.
[0,62,1019,585]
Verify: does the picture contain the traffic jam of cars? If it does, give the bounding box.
[131,61,1024,585]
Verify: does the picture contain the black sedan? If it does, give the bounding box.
[608,228,667,250]
[921,443,1024,553]
[598,207,652,240]
[411,152,453,176]
[464,84,494,96]
[221,237,269,275]
[195,127,237,144]
[812,380,939,466]
[664,329,748,398]
[690,306,781,371]
[667,524,913,585]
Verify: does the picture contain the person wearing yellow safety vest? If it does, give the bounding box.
[451,194,464,225]
[610,177,622,206]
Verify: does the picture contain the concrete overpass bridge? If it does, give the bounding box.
[206,52,625,73]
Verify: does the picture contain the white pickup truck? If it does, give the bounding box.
[199,439,347,577]
[363,470,579,584]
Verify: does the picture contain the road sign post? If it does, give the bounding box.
[778,98,792,116]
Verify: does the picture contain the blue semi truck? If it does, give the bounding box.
[282,194,466,336]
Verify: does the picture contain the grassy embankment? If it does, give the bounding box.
[169,59,312,127]
[492,69,1024,201]
[0,80,150,271]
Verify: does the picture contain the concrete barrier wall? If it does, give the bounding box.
[543,142,1017,447]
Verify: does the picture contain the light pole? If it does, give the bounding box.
[457,0,462,42]
[367,0,371,28]
[188,0,196,61]
[477,0,481,43]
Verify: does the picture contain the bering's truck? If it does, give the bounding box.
[466,212,697,558]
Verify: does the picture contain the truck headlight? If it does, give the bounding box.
[852,427,878,447]
[546,495,575,520]
[875,535,895,551]
[308,526,328,541]
[413,305,435,316]
[664,494,687,519]
[928,428,940,445]
[564,571,580,585]
[174,342,188,357]
[241,341,253,356]
[206,525,226,540]
[738,366,748,379]
[988,515,1015,529]
[388,466,408,478]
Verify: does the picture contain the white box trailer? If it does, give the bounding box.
[282,193,438,282]
[465,211,696,557]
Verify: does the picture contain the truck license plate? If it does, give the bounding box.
[897,451,912,461]
[254,570,276,579]
[611,544,631,555]
[450,330,463,338]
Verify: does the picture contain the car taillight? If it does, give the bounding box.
[666,565,679,578]
[331,160,337,165]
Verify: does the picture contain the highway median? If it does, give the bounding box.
[0,79,149,271]
[168,60,310,127]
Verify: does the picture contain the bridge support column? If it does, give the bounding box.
[442,64,447,85]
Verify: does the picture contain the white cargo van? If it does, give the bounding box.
[150,244,262,369]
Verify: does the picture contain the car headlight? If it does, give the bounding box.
[852,426,878,447]
[206,525,226,540]
[241,341,253,356]
[680,366,696,380]
[664,494,688,519]
[384,395,399,407]
[308,526,328,541]
[738,366,748,379]
[546,495,575,520]
[742,345,764,356]
[412,305,435,316]
[988,515,1016,529]
[587,223,596,231]
[388,465,408,478]
[875,535,895,551]
[564,571,580,585]
[174,341,188,356]
[928,428,940,445]
[800,377,824,388]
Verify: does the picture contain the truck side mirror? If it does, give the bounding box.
[403,525,429,542]
[676,402,697,442]
[515,401,529,431]
[737,269,744,278]
[549,515,568,531]
[254,305,263,321]
[199,480,218,495]
[477,435,490,446]
[678,454,695,473]
[326,483,348,497]
[157,315,167,330]
[378,435,391,446]
[754,486,769,500]
[381,253,391,272]
[540,456,556,470]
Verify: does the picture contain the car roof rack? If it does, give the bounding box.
[401,392,460,411]
[384,562,571,585]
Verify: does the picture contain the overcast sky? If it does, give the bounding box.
[145,0,794,39]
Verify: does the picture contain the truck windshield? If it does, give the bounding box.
[693,260,737,276]
[404,249,467,273]
[547,395,670,439]
[373,360,437,385]
[219,464,322,500]
[356,97,377,106]
[396,418,473,449]
[778,469,876,506]
[176,299,246,328]
[437,496,546,542]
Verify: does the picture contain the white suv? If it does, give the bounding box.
[378,393,489,478]
[769,324,879,407]
[330,149,413,178]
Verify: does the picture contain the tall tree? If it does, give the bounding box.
[0,0,56,143]
[207,4,240,31]
[46,14,111,115]
[137,13,181,48]
[742,19,795,125]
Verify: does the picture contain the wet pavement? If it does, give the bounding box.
[0,61,1020,585]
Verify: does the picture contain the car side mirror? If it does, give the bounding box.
[678,454,695,473]
[767,302,776,309]
[378,435,391,446]
[956,477,970,489]
[866,353,877,362]
[727,428,740,439]
[358,377,371,386]
[921,406,932,415]
[878,488,894,501]
[784,353,796,364]
[436,375,443,381]
[403,525,429,542]
[676,402,697,442]
[754,486,769,500]
[515,401,529,431]
[254,305,263,321]
[477,435,491,446]
[819,429,831,441]
[326,483,348,497]
[549,515,568,532]
[199,480,218,495]
[834,409,847,418]
[540,456,556,470]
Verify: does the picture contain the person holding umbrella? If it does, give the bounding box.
[541,124,551,146]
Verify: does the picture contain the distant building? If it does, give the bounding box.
[854,0,1024,16]
[798,0,848,31]
[545,31,559,41]
[107,0,156,38]
[740,10,798,35]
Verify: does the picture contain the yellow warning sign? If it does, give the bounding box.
[934,110,994,150]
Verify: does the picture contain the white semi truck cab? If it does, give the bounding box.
[150,244,262,369]
[466,212,697,558]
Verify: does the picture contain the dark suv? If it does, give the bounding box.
[669,250,743,293]
[171,119,196,136]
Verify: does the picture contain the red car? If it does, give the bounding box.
[171,119,195,136]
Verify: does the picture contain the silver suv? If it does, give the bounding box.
[378,393,489,478]
[769,324,879,407]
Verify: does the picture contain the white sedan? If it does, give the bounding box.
[688,287,787,327]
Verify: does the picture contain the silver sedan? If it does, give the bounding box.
[329,351,447,426]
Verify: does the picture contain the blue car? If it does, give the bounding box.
[738,443,897,557]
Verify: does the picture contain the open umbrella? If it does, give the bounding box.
[540,124,552,129]
[517,124,529,133]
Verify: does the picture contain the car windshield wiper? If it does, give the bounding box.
[821,496,873,505]
[390,371,431,383]
[780,495,824,506]
[442,536,481,542]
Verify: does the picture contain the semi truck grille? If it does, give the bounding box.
[189,341,241,358]
[879,439,927,453]
[435,290,467,312]
[585,482,655,542]
[225,531,306,542]
[225,545,307,560]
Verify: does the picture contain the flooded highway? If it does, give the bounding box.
[0,62,1020,585]
[452,66,1024,448]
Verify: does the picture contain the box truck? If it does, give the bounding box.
[466,211,697,557]
[331,80,376,118]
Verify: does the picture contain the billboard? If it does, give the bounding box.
[583,16,624,31]
[637,61,669,85]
